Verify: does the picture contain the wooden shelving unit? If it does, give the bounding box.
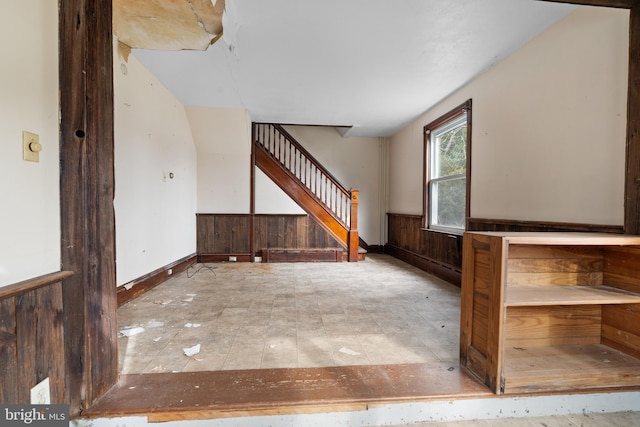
[460,232,640,394]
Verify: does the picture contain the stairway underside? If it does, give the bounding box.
[255,147,349,247]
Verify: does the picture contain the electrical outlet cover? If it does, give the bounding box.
[31,377,51,404]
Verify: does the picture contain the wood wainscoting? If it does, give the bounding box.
[385,215,624,287]
[197,214,344,262]
[385,213,462,286]
[467,217,624,234]
[0,271,73,404]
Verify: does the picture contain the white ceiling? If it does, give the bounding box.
[132,0,577,137]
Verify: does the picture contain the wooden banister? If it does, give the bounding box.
[268,124,350,195]
[348,189,359,262]
[253,123,359,260]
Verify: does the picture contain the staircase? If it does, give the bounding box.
[252,123,361,262]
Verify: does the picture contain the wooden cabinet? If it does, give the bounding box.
[460,231,640,394]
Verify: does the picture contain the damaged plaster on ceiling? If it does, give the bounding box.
[113,0,225,51]
[117,0,579,137]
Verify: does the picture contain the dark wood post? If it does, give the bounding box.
[348,189,359,262]
[59,0,118,415]
[625,4,640,234]
[250,123,256,262]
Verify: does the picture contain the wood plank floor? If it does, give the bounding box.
[83,362,491,422]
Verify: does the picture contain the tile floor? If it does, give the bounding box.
[117,254,461,374]
[115,256,640,426]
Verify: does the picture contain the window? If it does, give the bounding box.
[424,100,471,233]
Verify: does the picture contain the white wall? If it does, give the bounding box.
[0,1,60,287]
[389,6,629,226]
[115,44,197,286]
[187,106,252,213]
[255,168,306,215]
[188,107,304,215]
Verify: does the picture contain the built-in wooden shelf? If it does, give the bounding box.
[460,231,640,394]
[502,344,640,393]
[505,285,640,307]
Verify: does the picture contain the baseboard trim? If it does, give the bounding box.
[263,248,343,262]
[364,244,384,254]
[384,244,461,287]
[116,254,197,306]
[197,253,252,263]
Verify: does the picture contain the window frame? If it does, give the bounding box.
[423,99,472,234]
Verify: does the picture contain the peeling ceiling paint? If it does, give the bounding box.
[113,0,225,51]
[121,0,579,137]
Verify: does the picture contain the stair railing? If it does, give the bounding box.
[253,123,359,260]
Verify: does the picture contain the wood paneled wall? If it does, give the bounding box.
[197,214,251,256]
[385,213,462,285]
[255,215,339,250]
[467,217,624,234]
[0,272,72,404]
[385,215,624,287]
[197,214,342,260]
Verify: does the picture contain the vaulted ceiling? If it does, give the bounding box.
[114,0,578,137]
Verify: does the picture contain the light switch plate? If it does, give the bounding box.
[23,131,41,162]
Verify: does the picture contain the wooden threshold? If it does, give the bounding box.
[82,362,492,422]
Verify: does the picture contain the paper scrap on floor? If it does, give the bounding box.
[183,344,201,357]
[339,347,360,356]
[120,327,145,337]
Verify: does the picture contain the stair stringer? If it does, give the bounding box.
[254,146,349,248]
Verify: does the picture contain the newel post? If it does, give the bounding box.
[348,189,359,262]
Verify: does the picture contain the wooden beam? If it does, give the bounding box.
[626,5,640,234]
[537,0,635,8]
[59,0,118,415]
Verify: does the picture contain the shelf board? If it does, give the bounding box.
[502,344,640,393]
[505,285,640,307]
[465,231,640,246]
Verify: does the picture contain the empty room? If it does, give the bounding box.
[2,0,640,426]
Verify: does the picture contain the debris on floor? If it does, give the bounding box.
[120,326,145,337]
[339,347,360,356]
[118,255,463,373]
[181,293,197,303]
[183,344,201,357]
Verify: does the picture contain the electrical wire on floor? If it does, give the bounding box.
[186,263,217,278]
